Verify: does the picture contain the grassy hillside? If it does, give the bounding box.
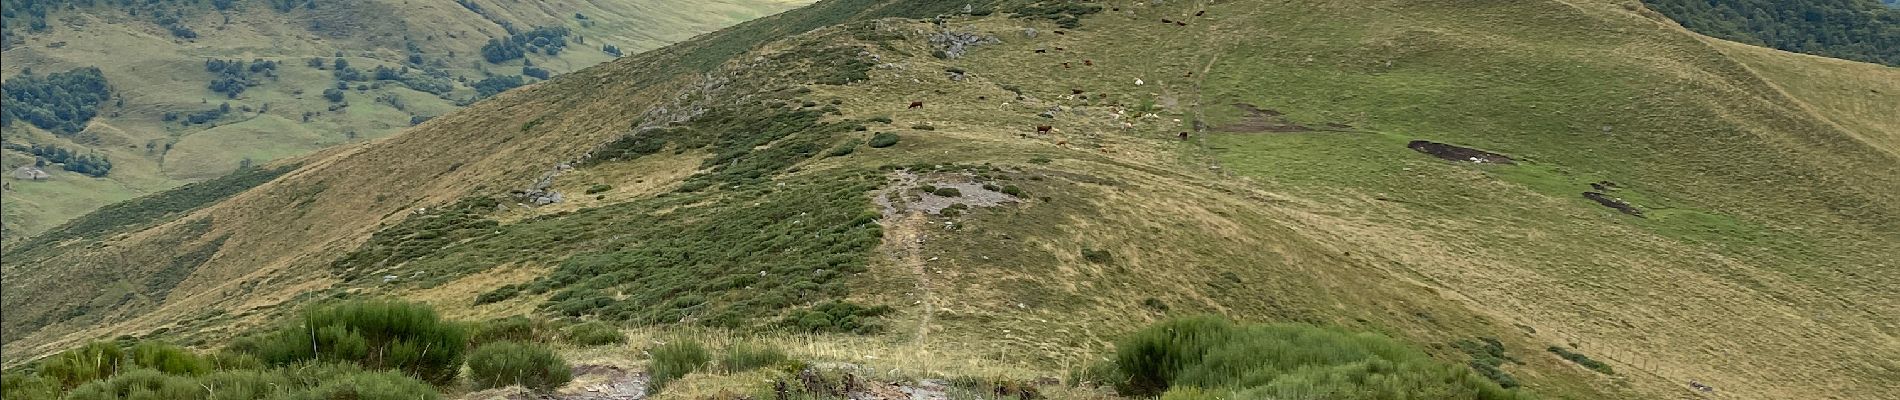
[4,0,1896,399]
[0,0,808,242]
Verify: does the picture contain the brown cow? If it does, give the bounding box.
[1161,19,1173,24]
[1072,89,1085,95]
[1084,59,1094,66]
[909,101,924,109]
[1178,132,1190,140]
[1056,140,1068,146]
[1196,10,1206,17]
[1175,21,1187,26]
[1034,48,1047,54]
[1036,125,1053,134]
[1053,30,1066,35]
[1062,62,1071,69]
[1055,47,1066,51]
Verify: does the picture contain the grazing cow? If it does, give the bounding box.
[1036,125,1053,134]
[1196,10,1206,17]
[1035,48,1047,54]
[1056,140,1068,146]
[1161,19,1173,24]
[1054,30,1066,35]
[1175,21,1188,26]
[1055,47,1066,51]
[1072,89,1085,95]
[909,101,924,109]
[978,96,987,100]
[1179,132,1190,140]
[1185,72,1194,77]
[1063,62,1071,69]
[1084,59,1094,66]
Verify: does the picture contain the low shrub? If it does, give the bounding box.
[585,184,613,195]
[128,342,211,376]
[475,284,523,305]
[473,315,555,345]
[911,124,936,131]
[1081,248,1113,264]
[279,369,441,400]
[562,322,627,346]
[1111,316,1528,399]
[37,342,126,389]
[230,300,469,385]
[867,116,893,124]
[828,139,863,157]
[719,342,789,373]
[932,187,962,197]
[467,342,572,391]
[649,339,710,392]
[781,301,893,334]
[1000,185,1026,197]
[1028,157,1052,164]
[868,132,900,148]
[1548,346,1614,375]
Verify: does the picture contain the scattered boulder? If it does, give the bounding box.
[1407,140,1516,164]
[928,31,999,59]
[10,166,50,181]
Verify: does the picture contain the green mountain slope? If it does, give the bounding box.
[4,0,1896,399]
[0,0,807,242]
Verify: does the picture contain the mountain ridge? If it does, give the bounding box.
[4,0,1896,399]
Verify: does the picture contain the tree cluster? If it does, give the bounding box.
[480,26,571,63]
[2,142,111,177]
[205,58,278,99]
[1,67,111,135]
[1643,0,1900,66]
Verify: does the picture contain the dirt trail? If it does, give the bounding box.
[892,211,934,344]
[873,171,937,346]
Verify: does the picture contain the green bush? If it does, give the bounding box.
[61,368,199,400]
[911,124,936,131]
[828,139,863,157]
[1548,347,1614,375]
[473,315,555,345]
[649,339,710,392]
[868,116,893,124]
[37,342,126,389]
[128,342,211,376]
[1081,248,1114,264]
[475,284,523,305]
[868,132,900,148]
[467,342,572,391]
[231,300,469,385]
[719,342,789,373]
[1111,316,1529,399]
[781,301,893,334]
[1000,185,1026,197]
[278,369,441,400]
[2,373,60,400]
[932,187,962,197]
[561,322,627,346]
[585,184,614,195]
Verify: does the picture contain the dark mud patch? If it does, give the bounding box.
[1407,140,1516,165]
[1583,192,1644,217]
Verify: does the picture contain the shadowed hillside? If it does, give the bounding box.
[3,0,1895,399]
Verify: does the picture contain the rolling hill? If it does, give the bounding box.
[3,0,1896,399]
[0,0,810,242]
